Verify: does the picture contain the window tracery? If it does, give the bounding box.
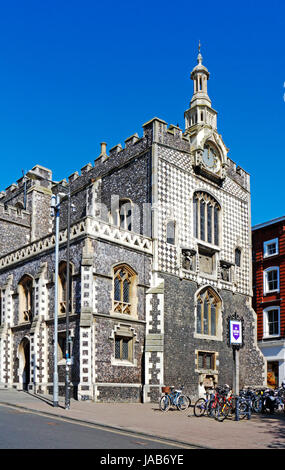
[196,288,221,337]
[193,192,220,245]
[113,265,136,315]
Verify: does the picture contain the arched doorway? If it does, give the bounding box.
[18,338,30,391]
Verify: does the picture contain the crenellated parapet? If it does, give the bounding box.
[61,123,153,196]
[0,203,30,227]
[226,158,250,192]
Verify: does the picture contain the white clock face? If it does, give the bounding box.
[202,144,219,171]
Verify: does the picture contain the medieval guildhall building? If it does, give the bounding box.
[0,50,266,402]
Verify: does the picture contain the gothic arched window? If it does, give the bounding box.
[58,261,72,314]
[18,275,34,323]
[193,191,220,245]
[196,288,221,337]
[113,265,137,315]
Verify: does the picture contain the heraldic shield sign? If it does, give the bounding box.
[227,313,244,349]
[230,320,242,345]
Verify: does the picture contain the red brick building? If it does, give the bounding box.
[252,216,285,387]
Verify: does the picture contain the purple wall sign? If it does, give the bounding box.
[230,320,242,345]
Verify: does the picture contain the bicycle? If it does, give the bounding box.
[239,387,262,413]
[193,389,215,417]
[159,386,190,412]
[212,386,234,421]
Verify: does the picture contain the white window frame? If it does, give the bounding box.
[263,266,280,294]
[263,238,278,258]
[263,306,280,338]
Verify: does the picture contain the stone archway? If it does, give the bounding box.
[18,337,30,391]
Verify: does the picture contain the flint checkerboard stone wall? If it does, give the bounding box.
[0,83,266,399]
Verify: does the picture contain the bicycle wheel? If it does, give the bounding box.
[252,397,262,413]
[214,402,228,422]
[159,394,170,412]
[194,398,207,417]
[207,399,216,417]
[238,400,249,419]
[224,399,235,419]
[177,394,190,411]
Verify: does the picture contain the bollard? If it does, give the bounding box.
[235,395,240,421]
[247,402,251,420]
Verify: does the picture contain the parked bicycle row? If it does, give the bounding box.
[159,383,285,422]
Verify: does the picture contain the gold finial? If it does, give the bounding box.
[198,40,201,53]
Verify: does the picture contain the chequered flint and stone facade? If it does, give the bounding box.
[0,50,266,402]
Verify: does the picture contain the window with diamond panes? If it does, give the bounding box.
[115,336,132,361]
[193,192,220,245]
[113,265,136,315]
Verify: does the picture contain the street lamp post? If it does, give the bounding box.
[51,193,60,407]
[51,188,74,409]
[65,189,71,410]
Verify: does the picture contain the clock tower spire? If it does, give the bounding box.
[184,43,217,132]
[184,44,229,181]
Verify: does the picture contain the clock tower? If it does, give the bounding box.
[185,43,228,182]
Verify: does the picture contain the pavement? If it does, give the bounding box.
[0,389,284,449]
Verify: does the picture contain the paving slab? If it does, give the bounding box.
[0,389,284,449]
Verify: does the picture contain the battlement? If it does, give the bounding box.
[227,158,250,190]
[0,202,30,227]
[64,117,191,190]
[0,164,53,201]
[0,118,249,200]
[65,122,153,189]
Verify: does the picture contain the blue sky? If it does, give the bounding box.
[0,0,284,226]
